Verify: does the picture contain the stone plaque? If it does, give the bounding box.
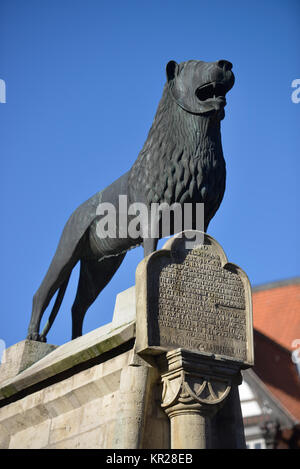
[136,231,253,367]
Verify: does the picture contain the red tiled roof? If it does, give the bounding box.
[253,330,300,422]
[252,280,300,351]
[252,278,300,422]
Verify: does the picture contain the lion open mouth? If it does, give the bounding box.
[195,82,227,101]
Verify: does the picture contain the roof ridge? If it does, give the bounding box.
[252,277,300,292]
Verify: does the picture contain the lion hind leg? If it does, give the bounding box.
[27,262,75,341]
[27,237,84,341]
[71,253,126,340]
[39,274,71,341]
[27,193,102,341]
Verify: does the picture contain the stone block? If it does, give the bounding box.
[0,321,135,401]
[9,419,51,449]
[47,426,105,449]
[0,423,10,449]
[112,286,136,328]
[0,339,57,385]
[49,407,83,445]
[79,397,105,434]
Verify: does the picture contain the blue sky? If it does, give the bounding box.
[0,0,299,348]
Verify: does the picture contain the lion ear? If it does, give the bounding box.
[166,60,179,82]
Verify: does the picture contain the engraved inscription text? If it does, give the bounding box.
[155,245,247,361]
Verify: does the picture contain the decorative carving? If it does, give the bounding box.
[161,369,231,418]
[159,349,241,420]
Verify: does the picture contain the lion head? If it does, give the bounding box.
[166,59,234,119]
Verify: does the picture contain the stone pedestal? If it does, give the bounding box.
[210,384,246,448]
[136,230,254,449]
[0,340,57,386]
[0,231,253,449]
[159,349,242,448]
[0,289,169,449]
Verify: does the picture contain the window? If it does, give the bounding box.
[246,438,266,449]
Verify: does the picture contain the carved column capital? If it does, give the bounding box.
[160,348,241,419]
[161,369,231,419]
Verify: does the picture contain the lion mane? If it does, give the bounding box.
[128,61,226,229]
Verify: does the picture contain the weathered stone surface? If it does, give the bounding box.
[0,320,135,401]
[158,348,243,449]
[112,286,136,328]
[9,419,51,449]
[210,385,246,448]
[136,231,253,367]
[0,340,57,386]
[0,230,251,449]
[0,346,168,449]
[0,290,169,449]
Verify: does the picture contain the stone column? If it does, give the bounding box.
[210,384,246,448]
[111,351,158,449]
[159,349,242,449]
[135,231,254,449]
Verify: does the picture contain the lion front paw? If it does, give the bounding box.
[26,332,47,343]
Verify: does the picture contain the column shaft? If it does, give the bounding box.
[170,412,209,449]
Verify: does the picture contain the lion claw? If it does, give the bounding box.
[27,332,47,343]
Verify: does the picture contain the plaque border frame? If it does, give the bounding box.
[135,231,254,368]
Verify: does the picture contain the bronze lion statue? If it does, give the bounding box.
[27,59,234,342]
